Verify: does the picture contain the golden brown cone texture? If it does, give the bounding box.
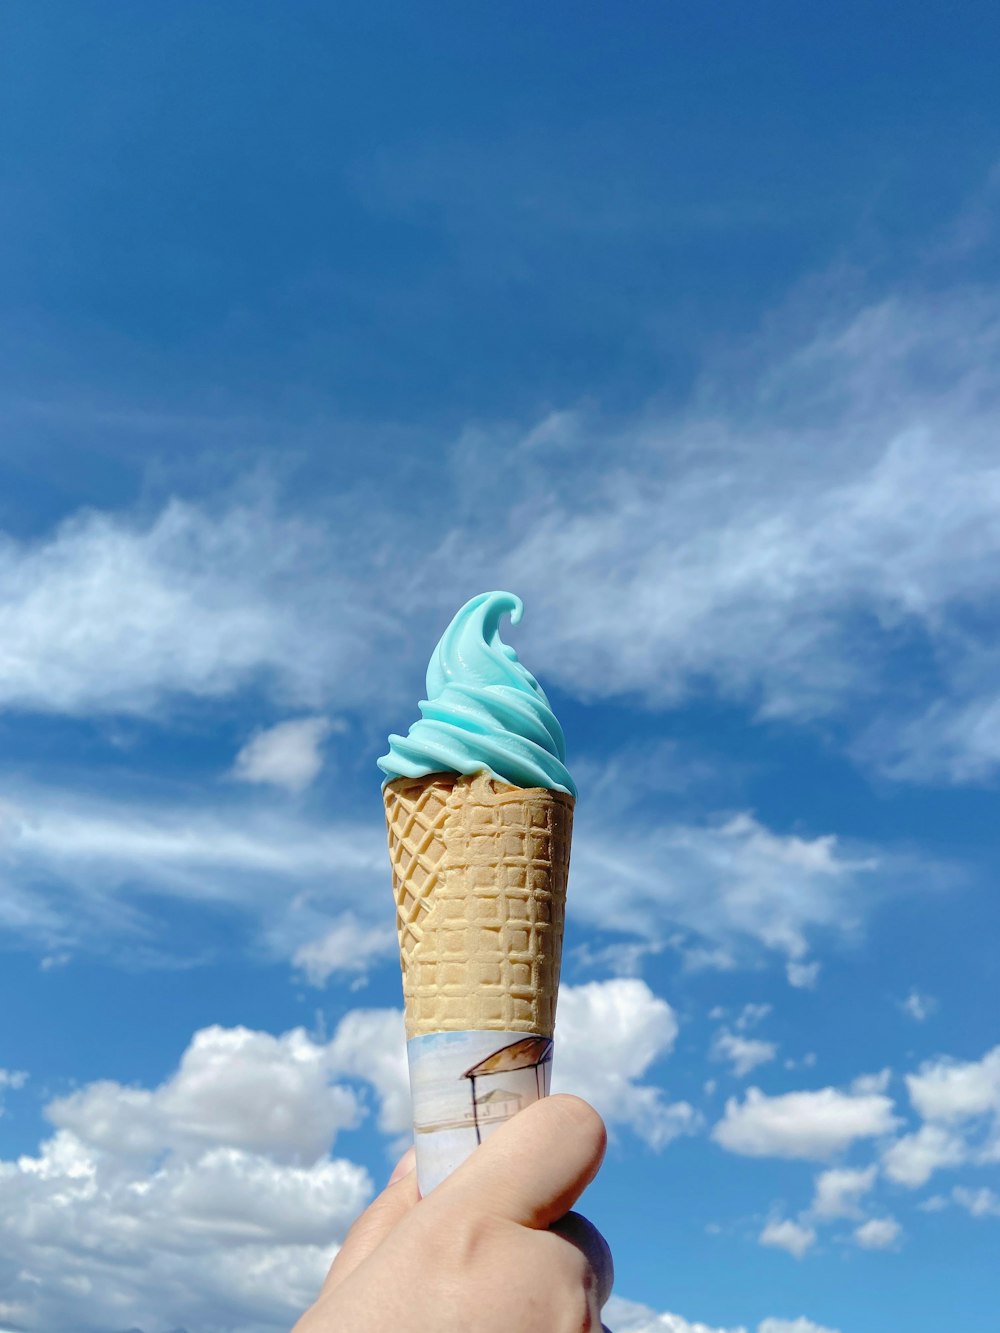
[383,771,574,1039]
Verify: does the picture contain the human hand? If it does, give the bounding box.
[293,1094,613,1332]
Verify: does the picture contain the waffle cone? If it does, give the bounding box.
[383,771,574,1039]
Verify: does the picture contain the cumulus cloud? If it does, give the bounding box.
[323,980,695,1152]
[47,1025,363,1164]
[898,989,938,1022]
[758,1217,816,1259]
[850,1069,891,1096]
[853,1216,902,1250]
[553,979,698,1149]
[881,1123,968,1187]
[711,1030,778,1078]
[325,1007,411,1139]
[0,1022,375,1332]
[713,1084,898,1160]
[906,1045,1000,1123]
[810,1164,877,1219]
[0,979,708,1331]
[605,1300,839,1333]
[882,1045,1000,1186]
[231,716,337,792]
[603,1295,747,1333]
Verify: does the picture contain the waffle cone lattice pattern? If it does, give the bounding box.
[383,772,574,1039]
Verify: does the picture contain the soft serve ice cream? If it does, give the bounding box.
[378,590,576,795]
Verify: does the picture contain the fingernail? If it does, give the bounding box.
[388,1145,416,1184]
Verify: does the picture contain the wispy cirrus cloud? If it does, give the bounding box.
[0,769,892,984]
[493,292,1000,782]
[571,809,882,977]
[0,495,403,719]
[1,286,1000,793]
[0,778,388,967]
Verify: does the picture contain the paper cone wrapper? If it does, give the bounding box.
[383,772,573,1191]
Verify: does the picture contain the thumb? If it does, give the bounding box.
[430,1093,607,1229]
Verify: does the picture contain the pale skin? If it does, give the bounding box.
[293,1094,614,1333]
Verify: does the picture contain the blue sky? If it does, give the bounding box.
[1,4,1000,1331]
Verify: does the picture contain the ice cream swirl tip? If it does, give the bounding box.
[377,591,575,796]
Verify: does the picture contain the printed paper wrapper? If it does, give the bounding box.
[408,1029,553,1195]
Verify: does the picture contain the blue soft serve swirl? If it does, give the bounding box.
[377,591,576,796]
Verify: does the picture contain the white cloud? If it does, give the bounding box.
[0,780,388,966]
[493,290,1000,786]
[850,1069,891,1096]
[810,1164,877,1219]
[758,1320,841,1333]
[883,688,1000,786]
[758,1218,816,1259]
[1,765,888,997]
[48,1024,363,1164]
[604,1295,747,1333]
[325,1007,411,1138]
[734,1003,772,1030]
[952,1185,1000,1218]
[4,286,1000,800]
[711,1030,778,1078]
[713,1084,898,1160]
[231,716,336,792]
[294,913,398,986]
[898,989,938,1022]
[786,961,820,989]
[0,498,395,719]
[881,1124,968,1187]
[0,1022,375,1332]
[325,982,698,1151]
[571,810,879,978]
[853,1216,902,1249]
[0,990,712,1330]
[603,1301,840,1333]
[880,1045,1000,1187]
[906,1045,1000,1123]
[554,979,698,1149]
[0,1068,27,1117]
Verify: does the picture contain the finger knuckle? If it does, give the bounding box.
[447,1211,510,1276]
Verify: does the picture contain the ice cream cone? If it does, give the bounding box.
[383,771,574,1040]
